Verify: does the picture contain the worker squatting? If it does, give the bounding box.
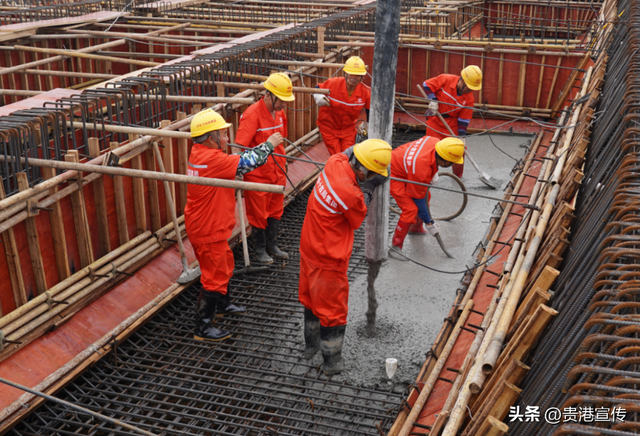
[184,59,482,376]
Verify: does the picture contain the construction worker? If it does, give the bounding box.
[299,139,392,376]
[236,72,294,265]
[185,108,283,342]
[389,136,465,254]
[422,65,482,178]
[313,56,371,156]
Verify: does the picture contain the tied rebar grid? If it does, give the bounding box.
[507,1,640,435]
[8,191,402,436]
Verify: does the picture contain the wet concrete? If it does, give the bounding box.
[312,131,534,391]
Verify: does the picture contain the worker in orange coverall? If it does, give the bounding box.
[298,139,392,376]
[236,72,294,265]
[185,109,282,342]
[389,137,465,255]
[313,56,371,155]
[422,65,482,179]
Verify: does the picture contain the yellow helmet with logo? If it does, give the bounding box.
[435,137,465,164]
[343,56,367,76]
[460,65,482,91]
[353,139,392,177]
[190,109,232,138]
[264,72,295,102]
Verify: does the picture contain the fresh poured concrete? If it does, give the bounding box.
[304,131,534,391]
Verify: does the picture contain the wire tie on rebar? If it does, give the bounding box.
[460,326,479,334]
[112,262,133,277]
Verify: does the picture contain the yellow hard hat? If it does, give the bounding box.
[435,137,465,164]
[353,139,392,177]
[190,109,232,138]
[343,56,367,76]
[264,72,295,102]
[460,65,482,91]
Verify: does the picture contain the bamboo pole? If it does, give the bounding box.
[0,156,284,194]
[397,300,474,436]
[14,45,160,68]
[0,39,126,76]
[480,66,593,375]
[0,89,255,105]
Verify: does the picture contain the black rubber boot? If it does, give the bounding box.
[303,308,320,359]
[193,290,231,341]
[252,227,274,265]
[320,325,346,375]
[216,290,246,316]
[266,218,289,260]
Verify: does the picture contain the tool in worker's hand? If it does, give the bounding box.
[415,84,502,190]
[152,142,201,284]
[233,190,269,275]
[425,195,455,259]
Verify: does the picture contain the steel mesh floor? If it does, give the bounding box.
[8,190,405,436]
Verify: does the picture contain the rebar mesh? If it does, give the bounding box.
[8,191,403,436]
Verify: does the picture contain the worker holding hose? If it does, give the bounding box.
[312,56,371,155]
[236,72,294,265]
[186,109,283,342]
[298,139,392,376]
[389,136,465,256]
[422,65,482,178]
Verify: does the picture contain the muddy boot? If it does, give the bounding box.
[266,217,289,260]
[303,308,321,359]
[194,290,231,341]
[251,227,274,265]
[409,217,428,235]
[216,289,246,316]
[389,220,411,260]
[320,325,346,376]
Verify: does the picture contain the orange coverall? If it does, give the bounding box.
[423,74,474,177]
[299,153,367,327]
[317,77,371,155]
[184,144,241,295]
[390,136,439,224]
[236,98,288,229]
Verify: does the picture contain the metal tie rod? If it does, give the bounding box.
[0,377,161,436]
[229,142,539,210]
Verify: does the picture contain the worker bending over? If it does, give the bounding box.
[299,139,392,375]
[236,72,294,265]
[390,137,465,255]
[313,56,371,155]
[422,65,482,178]
[185,109,283,342]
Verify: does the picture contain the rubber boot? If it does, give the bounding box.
[194,290,231,341]
[320,325,346,376]
[409,217,428,235]
[216,289,246,317]
[389,220,412,260]
[251,227,274,264]
[266,217,289,260]
[453,162,464,178]
[303,308,321,359]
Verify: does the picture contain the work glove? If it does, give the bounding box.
[428,100,439,113]
[431,172,439,184]
[357,121,368,134]
[313,93,330,107]
[426,222,440,236]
